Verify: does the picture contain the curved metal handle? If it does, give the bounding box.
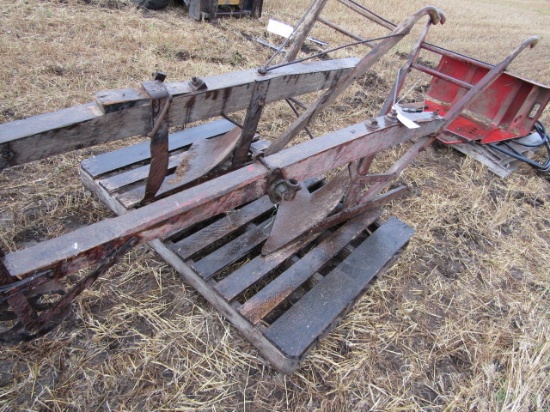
[394,6,446,35]
[265,6,446,156]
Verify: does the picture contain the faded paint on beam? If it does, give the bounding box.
[0,58,358,167]
[167,57,359,125]
[3,116,444,279]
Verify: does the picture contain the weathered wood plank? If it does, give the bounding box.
[4,163,269,278]
[1,58,358,168]
[113,138,272,208]
[192,223,270,280]
[1,102,151,167]
[99,135,269,195]
[213,215,354,303]
[239,209,380,325]
[264,217,414,359]
[170,195,274,260]
[167,58,359,126]
[98,152,184,194]
[4,117,440,279]
[81,119,234,178]
[263,113,444,182]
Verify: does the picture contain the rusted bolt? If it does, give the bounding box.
[269,178,300,203]
[273,182,288,199]
[257,67,267,75]
[152,71,167,82]
[385,108,398,123]
[366,118,379,129]
[190,76,207,91]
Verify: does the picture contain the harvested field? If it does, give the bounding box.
[0,0,549,410]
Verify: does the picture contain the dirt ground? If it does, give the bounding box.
[0,0,549,410]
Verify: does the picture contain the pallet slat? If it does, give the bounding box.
[113,142,271,209]
[170,196,274,260]
[214,232,316,302]
[192,223,270,279]
[99,151,185,194]
[264,217,414,359]
[239,209,380,325]
[81,119,235,178]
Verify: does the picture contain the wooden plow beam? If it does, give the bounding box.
[0,58,358,168]
[0,112,444,350]
[3,114,444,280]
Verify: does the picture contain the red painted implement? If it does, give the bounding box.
[423,50,549,145]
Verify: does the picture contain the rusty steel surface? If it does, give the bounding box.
[172,127,242,187]
[0,238,138,344]
[262,170,350,255]
[140,76,173,205]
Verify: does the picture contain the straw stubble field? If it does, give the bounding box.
[0,0,549,410]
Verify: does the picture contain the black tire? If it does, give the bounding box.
[132,0,170,10]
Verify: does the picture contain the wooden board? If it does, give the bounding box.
[1,58,358,167]
[264,217,414,359]
[78,120,415,374]
[450,140,529,178]
[5,114,442,281]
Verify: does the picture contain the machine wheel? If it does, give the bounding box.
[131,0,170,10]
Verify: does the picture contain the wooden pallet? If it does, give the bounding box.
[80,119,414,373]
[450,139,534,178]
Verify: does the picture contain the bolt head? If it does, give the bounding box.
[152,71,167,82]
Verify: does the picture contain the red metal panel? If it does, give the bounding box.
[426,55,550,144]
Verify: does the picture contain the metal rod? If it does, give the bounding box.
[411,62,474,90]
[337,0,396,30]
[288,97,308,110]
[221,113,244,129]
[316,17,373,47]
[260,34,401,74]
[285,99,315,139]
[421,43,494,70]
[379,19,433,115]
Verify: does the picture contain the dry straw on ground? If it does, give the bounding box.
[0,0,549,410]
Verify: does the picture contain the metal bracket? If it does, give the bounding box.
[189,76,208,92]
[385,108,399,123]
[266,168,301,204]
[140,72,173,206]
[0,144,15,170]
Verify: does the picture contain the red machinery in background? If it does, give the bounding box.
[379,41,550,175]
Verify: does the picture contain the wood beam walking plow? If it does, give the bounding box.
[0,6,545,373]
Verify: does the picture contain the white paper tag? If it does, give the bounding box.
[393,105,420,129]
[267,19,294,38]
[267,19,328,46]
